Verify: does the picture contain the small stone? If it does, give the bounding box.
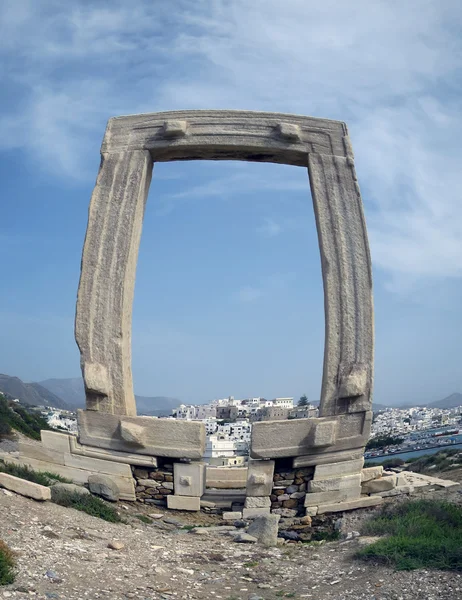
[234,519,247,528]
[149,513,163,519]
[88,475,120,502]
[234,533,257,543]
[300,515,312,525]
[107,541,124,550]
[282,498,298,509]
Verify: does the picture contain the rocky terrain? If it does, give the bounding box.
[1,482,462,600]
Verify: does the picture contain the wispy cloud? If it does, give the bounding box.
[0,1,461,286]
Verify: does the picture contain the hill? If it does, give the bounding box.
[37,377,180,414]
[427,392,462,409]
[37,377,85,408]
[0,394,51,440]
[0,374,69,410]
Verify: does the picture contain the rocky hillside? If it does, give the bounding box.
[0,375,68,410]
[0,394,51,441]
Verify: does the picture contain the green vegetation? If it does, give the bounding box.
[135,514,152,524]
[0,540,15,586]
[357,500,462,570]
[365,435,404,450]
[51,488,121,523]
[405,449,462,474]
[0,461,118,523]
[0,461,71,486]
[243,561,259,568]
[364,458,405,469]
[310,529,340,542]
[0,394,51,441]
[298,394,308,407]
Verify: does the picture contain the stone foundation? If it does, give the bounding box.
[270,467,313,517]
[132,464,174,507]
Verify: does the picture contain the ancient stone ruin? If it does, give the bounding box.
[3,110,397,516]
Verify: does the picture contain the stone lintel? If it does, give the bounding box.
[77,409,205,459]
[251,412,371,459]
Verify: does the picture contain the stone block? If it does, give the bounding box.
[136,479,160,487]
[51,483,90,499]
[174,462,206,497]
[64,453,132,477]
[313,458,364,480]
[247,514,280,546]
[205,467,248,489]
[77,409,205,459]
[242,507,271,519]
[251,412,371,459]
[293,449,364,468]
[308,474,361,493]
[18,442,65,465]
[305,506,318,516]
[304,487,360,507]
[361,466,383,483]
[69,436,158,467]
[361,477,396,494]
[316,496,383,514]
[223,511,242,520]
[88,474,120,501]
[378,485,414,498]
[2,455,136,502]
[246,460,275,497]
[0,473,51,501]
[41,430,71,453]
[244,496,271,508]
[167,495,201,511]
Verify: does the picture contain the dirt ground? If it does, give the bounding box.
[1,477,462,600]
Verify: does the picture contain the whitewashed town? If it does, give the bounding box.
[35,397,462,466]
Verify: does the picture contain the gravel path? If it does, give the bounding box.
[1,489,461,600]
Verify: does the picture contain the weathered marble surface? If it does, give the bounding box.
[75,109,373,467]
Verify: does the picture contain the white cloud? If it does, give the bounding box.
[0,0,461,285]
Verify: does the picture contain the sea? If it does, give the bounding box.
[366,439,462,464]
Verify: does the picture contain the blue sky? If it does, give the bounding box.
[0,1,461,405]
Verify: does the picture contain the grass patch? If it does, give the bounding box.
[0,461,71,486]
[0,540,16,586]
[0,394,50,441]
[135,514,152,524]
[51,488,121,523]
[243,561,259,568]
[310,529,340,542]
[356,499,462,571]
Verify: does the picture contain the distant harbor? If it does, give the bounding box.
[366,440,462,464]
